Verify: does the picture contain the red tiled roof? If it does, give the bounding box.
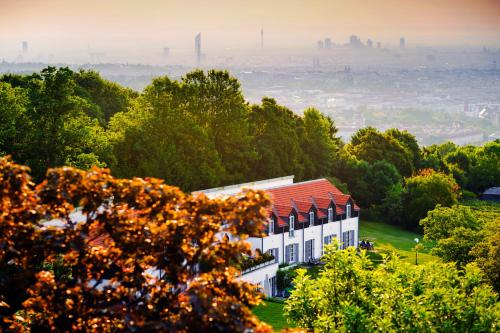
[313,197,333,209]
[265,179,359,223]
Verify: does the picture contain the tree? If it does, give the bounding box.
[402,169,459,229]
[347,127,414,177]
[300,108,341,179]
[164,70,257,185]
[74,70,137,125]
[468,140,500,193]
[364,160,401,208]
[420,205,482,266]
[0,67,110,180]
[0,82,29,157]
[285,243,500,332]
[421,202,500,291]
[108,93,225,191]
[249,98,304,180]
[0,156,272,332]
[385,128,421,169]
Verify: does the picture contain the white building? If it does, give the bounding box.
[196,176,360,297]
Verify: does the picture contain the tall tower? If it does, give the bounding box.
[22,41,28,53]
[400,37,405,48]
[261,28,264,49]
[195,33,201,65]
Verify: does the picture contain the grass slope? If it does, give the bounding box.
[359,220,438,264]
[252,300,292,332]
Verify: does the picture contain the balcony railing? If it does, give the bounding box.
[241,258,276,275]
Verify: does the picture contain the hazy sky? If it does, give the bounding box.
[1,0,500,59]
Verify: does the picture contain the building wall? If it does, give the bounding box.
[239,262,279,297]
[247,216,359,264]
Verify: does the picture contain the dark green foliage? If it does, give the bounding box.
[0,67,110,180]
[402,169,459,229]
[347,126,414,177]
[249,98,305,180]
[300,108,341,179]
[74,70,137,124]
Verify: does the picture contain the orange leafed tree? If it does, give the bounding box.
[0,156,272,332]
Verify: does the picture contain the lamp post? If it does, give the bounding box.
[414,238,419,265]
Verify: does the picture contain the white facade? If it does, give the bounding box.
[243,216,359,296]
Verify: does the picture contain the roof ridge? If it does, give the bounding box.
[264,178,332,191]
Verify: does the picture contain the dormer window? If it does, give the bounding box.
[289,214,295,237]
[309,210,314,227]
[269,217,275,235]
[346,202,351,218]
[328,207,333,222]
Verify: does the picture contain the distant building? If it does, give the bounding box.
[366,39,373,48]
[324,38,332,49]
[313,56,320,67]
[163,47,170,56]
[22,41,28,53]
[195,33,202,64]
[261,29,264,49]
[349,35,363,47]
[377,42,381,48]
[400,37,405,48]
[481,187,500,202]
[317,40,324,50]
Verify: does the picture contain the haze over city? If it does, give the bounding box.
[1,0,500,63]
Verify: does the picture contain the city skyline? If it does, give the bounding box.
[1,0,500,60]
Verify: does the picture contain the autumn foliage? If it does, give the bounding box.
[0,156,272,332]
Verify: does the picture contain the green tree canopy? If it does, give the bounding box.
[347,127,414,177]
[285,244,500,332]
[402,169,459,229]
[300,108,341,179]
[249,98,304,180]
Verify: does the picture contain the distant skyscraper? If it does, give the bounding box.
[366,39,373,48]
[163,47,170,56]
[349,35,363,47]
[313,55,320,67]
[317,40,324,50]
[195,33,201,64]
[400,37,405,48]
[22,41,28,53]
[324,38,332,49]
[261,28,264,49]
[377,42,382,48]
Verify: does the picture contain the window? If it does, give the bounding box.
[269,276,277,296]
[342,230,355,248]
[289,214,295,237]
[267,248,279,263]
[286,244,298,263]
[328,207,333,222]
[324,234,336,245]
[269,217,274,235]
[346,202,351,218]
[309,210,314,227]
[305,239,315,262]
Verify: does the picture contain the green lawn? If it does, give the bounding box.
[252,300,292,332]
[359,220,438,264]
